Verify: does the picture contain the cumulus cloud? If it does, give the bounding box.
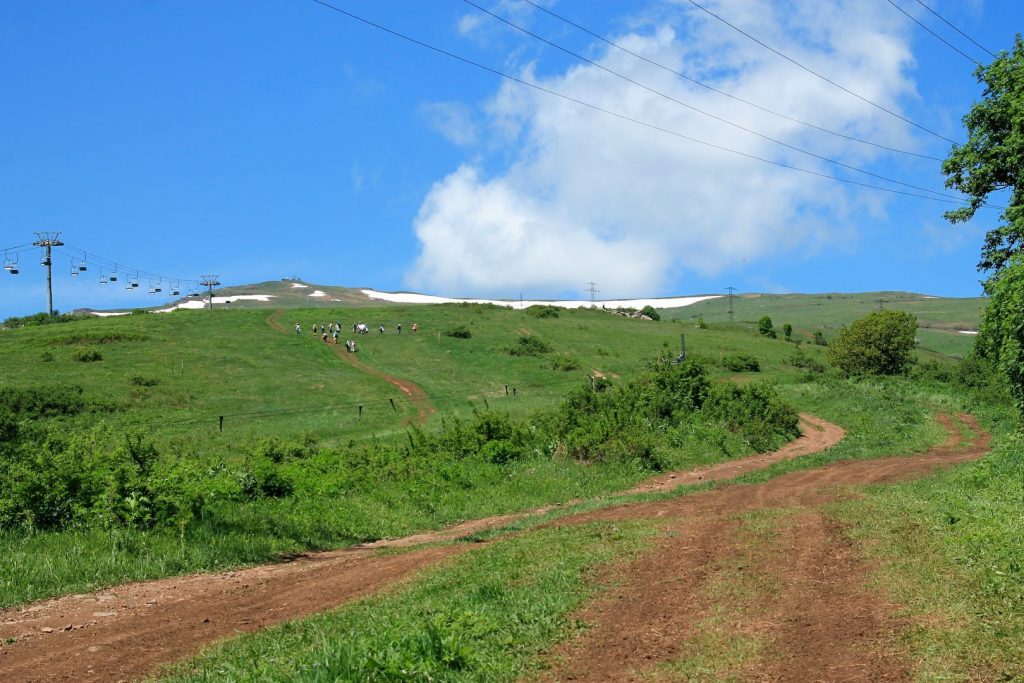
[420,101,480,147]
[408,0,920,297]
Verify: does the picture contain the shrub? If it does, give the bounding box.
[550,355,581,372]
[702,381,800,451]
[0,385,89,417]
[526,305,560,319]
[758,316,776,338]
[508,335,552,356]
[721,354,760,372]
[697,317,708,329]
[782,323,793,341]
[1,311,75,329]
[827,310,917,376]
[641,305,661,321]
[443,326,472,339]
[72,348,103,363]
[129,375,160,387]
[789,348,826,374]
[39,351,54,363]
[813,331,828,346]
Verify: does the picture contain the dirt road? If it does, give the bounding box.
[0,414,987,682]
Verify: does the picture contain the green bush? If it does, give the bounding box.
[813,330,828,346]
[758,315,776,338]
[550,355,581,372]
[0,385,90,418]
[72,348,103,363]
[702,382,800,451]
[526,305,560,319]
[508,335,552,356]
[129,375,160,387]
[789,348,826,374]
[443,326,472,339]
[827,310,917,376]
[1,310,75,329]
[641,305,661,321]
[697,317,708,329]
[782,323,793,341]
[721,354,760,372]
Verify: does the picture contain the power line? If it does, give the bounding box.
[684,0,958,145]
[883,0,981,66]
[585,281,600,303]
[462,0,960,202]
[307,0,997,208]
[517,0,941,161]
[912,0,996,59]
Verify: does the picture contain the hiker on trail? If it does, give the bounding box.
[295,323,301,334]
[332,330,339,343]
[322,332,328,343]
[412,323,418,333]
[352,322,357,333]
[321,323,325,334]
[328,322,334,334]
[379,324,384,335]
[397,323,402,335]
[312,323,317,335]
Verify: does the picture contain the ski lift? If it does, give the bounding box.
[78,254,88,272]
[41,253,50,266]
[109,265,119,283]
[4,252,18,275]
[99,269,108,285]
[152,278,162,293]
[130,273,140,288]
[70,261,79,277]
[170,280,180,296]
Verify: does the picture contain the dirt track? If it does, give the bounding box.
[0,414,987,682]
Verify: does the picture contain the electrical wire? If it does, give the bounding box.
[684,0,958,145]
[883,0,982,66]
[462,0,961,202]
[518,0,942,161]
[912,0,996,59]
[57,244,203,289]
[308,0,999,208]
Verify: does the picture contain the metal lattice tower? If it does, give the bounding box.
[726,286,736,322]
[585,281,600,304]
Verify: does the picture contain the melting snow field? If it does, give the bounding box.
[360,289,720,310]
[153,295,277,312]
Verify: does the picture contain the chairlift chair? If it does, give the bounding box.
[4,253,18,275]
[70,262,79,277]
[109,266,119,282]
[99,269,108,285]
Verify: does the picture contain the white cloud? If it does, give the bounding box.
[409,0,920,298]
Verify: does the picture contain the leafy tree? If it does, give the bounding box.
[782,323,793,341]
[827,310,917,376]
[641,305,661,321]
[942,35,1024,282]
[757,315,776,338]
[976,254,1024,410]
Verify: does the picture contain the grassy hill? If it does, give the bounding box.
[664,291,985,358]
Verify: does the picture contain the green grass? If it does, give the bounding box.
[156,521,658,682]
[668,292,983,358]
[831,429,1024,681]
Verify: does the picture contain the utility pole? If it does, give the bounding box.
[199,275,221,311]
[33,232,64,317]
[726,286,736,322]
[585,281,600,304]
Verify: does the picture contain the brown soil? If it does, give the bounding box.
[0,414,987,682]
[266,309,435,423]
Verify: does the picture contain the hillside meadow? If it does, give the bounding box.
[2,295,1022,681]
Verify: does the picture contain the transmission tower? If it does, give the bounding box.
[726,286,736,322]
[585,281,600,304]
[876,297,888,311]
[33,232,64,316]
[199,275,221,311]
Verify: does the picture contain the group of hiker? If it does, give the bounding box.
[294,320,419,352]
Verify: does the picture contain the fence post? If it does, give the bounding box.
[389,398,397,412]
[218,415,224,432]
[358,405,363,420]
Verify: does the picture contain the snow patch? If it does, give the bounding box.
[308,290,327,298]
[361,289,720,310]
[958,330,979,335]
[290,283,309,289]
[153,294,277,312]
[90,311,131,317]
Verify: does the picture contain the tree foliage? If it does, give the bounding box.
[976,254,1024,410]
[942,35,1024,280]
[827,310,917,376]
[758,315,776,338]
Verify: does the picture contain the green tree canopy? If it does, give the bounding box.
[942,35,1024,281]
[827,310,917,376]
[976,253,1024,410]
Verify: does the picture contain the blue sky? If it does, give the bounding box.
[1,0,1019,318]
